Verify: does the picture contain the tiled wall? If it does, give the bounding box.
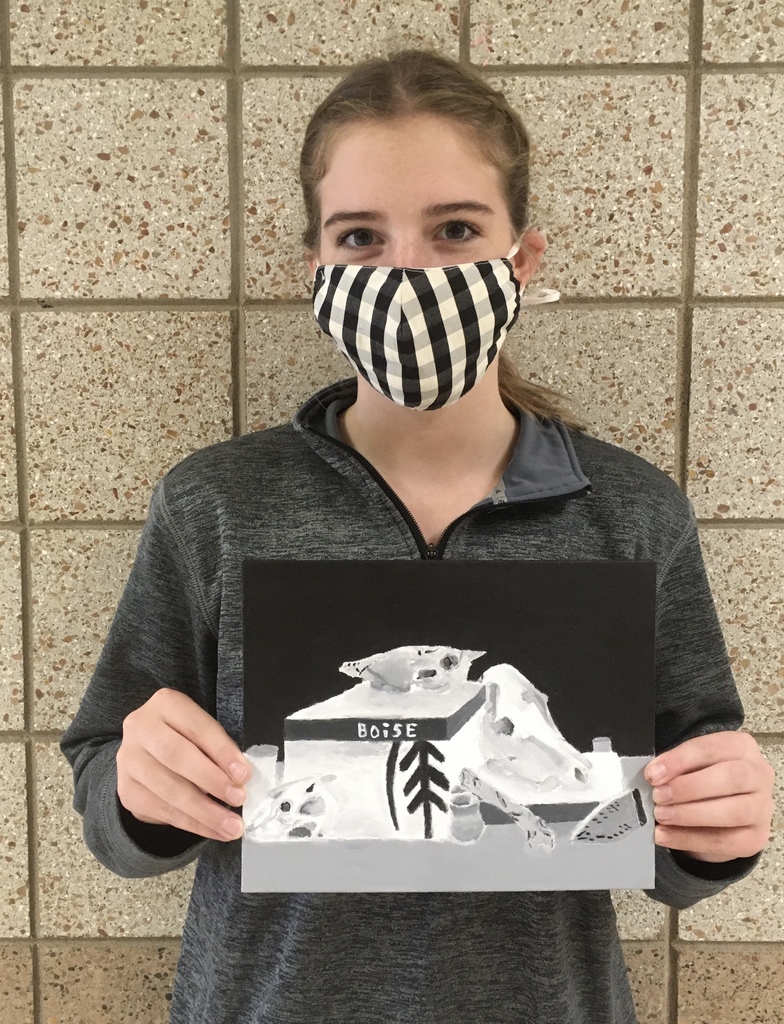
[0,2,781,1021]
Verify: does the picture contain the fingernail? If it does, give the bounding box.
[229,762,249,783]
[654,826,669,845]
[653,784,673,804]
[646,762,667,783]
[226,786,245,805]
[655,806,673,823]
[222,817,243,839]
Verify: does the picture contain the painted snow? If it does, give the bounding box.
[243,647,647,852]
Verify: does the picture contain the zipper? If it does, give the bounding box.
[307,426,591,561]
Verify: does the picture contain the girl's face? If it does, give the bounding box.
[307,114,543,285]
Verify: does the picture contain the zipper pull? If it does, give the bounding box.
[425,544,440,559]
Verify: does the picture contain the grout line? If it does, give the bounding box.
[26,519,146,530]
[697,518,784,528]
[676,0,705,497]
[665,906,680,1023]
[674,305,691,493]
[1,62,782,78]
[233,64,699,77]
[0,935,183,948]
[0,10,44,1021]
[458,0,471,65]
[475,61,784,76]
[0,932,781,950]
[673,938,784,952]
[0,732,63,743]
[5,516,784,531]
[13,299,235,311]
[1,295,782,312]
[226,1,246,438]
[7,66,232,79]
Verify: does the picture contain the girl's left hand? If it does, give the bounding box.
[644,731,775,863]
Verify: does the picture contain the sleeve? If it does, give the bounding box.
[59,478,215,878]
[644,507,762,909]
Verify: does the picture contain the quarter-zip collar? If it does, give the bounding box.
[293,377,591,506]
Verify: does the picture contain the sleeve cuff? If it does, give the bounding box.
[85,744,207,878]
[645,845,762,910]
[669,847,763,883]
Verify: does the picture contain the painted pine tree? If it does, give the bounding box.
[386,739,449,839]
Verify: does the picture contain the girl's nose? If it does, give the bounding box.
[384,240,433,268]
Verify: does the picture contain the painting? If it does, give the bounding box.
[241,559,656,893]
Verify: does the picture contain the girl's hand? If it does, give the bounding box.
[645,731,775,863]
[116,688,251,842]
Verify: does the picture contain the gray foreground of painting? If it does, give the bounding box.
[241,757,654,892]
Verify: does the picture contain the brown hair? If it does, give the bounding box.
[298,48,583,429]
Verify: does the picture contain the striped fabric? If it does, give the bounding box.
[312,255,522,410]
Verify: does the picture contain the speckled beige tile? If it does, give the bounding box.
[621,943,666,1024]
[0,945,33,1024]
[242,0,460,65]
[471,0,689,65]
[612,890,666,940]
[700,529,784,732]
[23,311,232,520]
[679,947,784,1023]
[37,743,194,937]
[0,119,7,300]
[40,942,179,1024]
[688,309,784,518]
[696,76,784,296]
[680,741,782,941]
[508,307,677,475]
[0,322,15,521]
[0,535,23,730]
[245,76,339,299]
[11,1,226,66]
[15,78,229,298]
[493,76,685,296]
[246,309,352,430]
[704,0,784,63]
[31,529,139,730]
[0,743,29,937]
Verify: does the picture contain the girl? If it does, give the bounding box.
[62,49,773,1024]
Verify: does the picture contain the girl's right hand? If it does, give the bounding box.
[116,687,251,842]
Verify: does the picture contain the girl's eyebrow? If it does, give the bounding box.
[322,200,495,230]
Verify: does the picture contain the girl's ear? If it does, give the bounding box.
[306,249,320,278]
[511,228,547,287]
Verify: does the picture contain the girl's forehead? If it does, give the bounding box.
[320,115,503,208]
[327,113,483,161]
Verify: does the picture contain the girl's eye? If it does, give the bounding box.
[336,221,480,249]
[440,220,478,242]
[336,228,376,249]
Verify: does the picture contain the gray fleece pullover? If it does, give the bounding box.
[61,378,760,1024]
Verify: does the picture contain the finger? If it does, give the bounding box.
[121,777,239,842]
[645,731,759,785]
[654,793,764,829]
[652,759,760,806]
[145,724,246,806]
[655,824,768,861]
[124,748,245,840]
[155,689,251,784]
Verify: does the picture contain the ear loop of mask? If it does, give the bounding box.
[506,241,561,306]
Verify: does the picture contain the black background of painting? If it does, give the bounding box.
[243,560,656,756]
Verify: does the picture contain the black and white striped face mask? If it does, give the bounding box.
[312,243,559,411]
